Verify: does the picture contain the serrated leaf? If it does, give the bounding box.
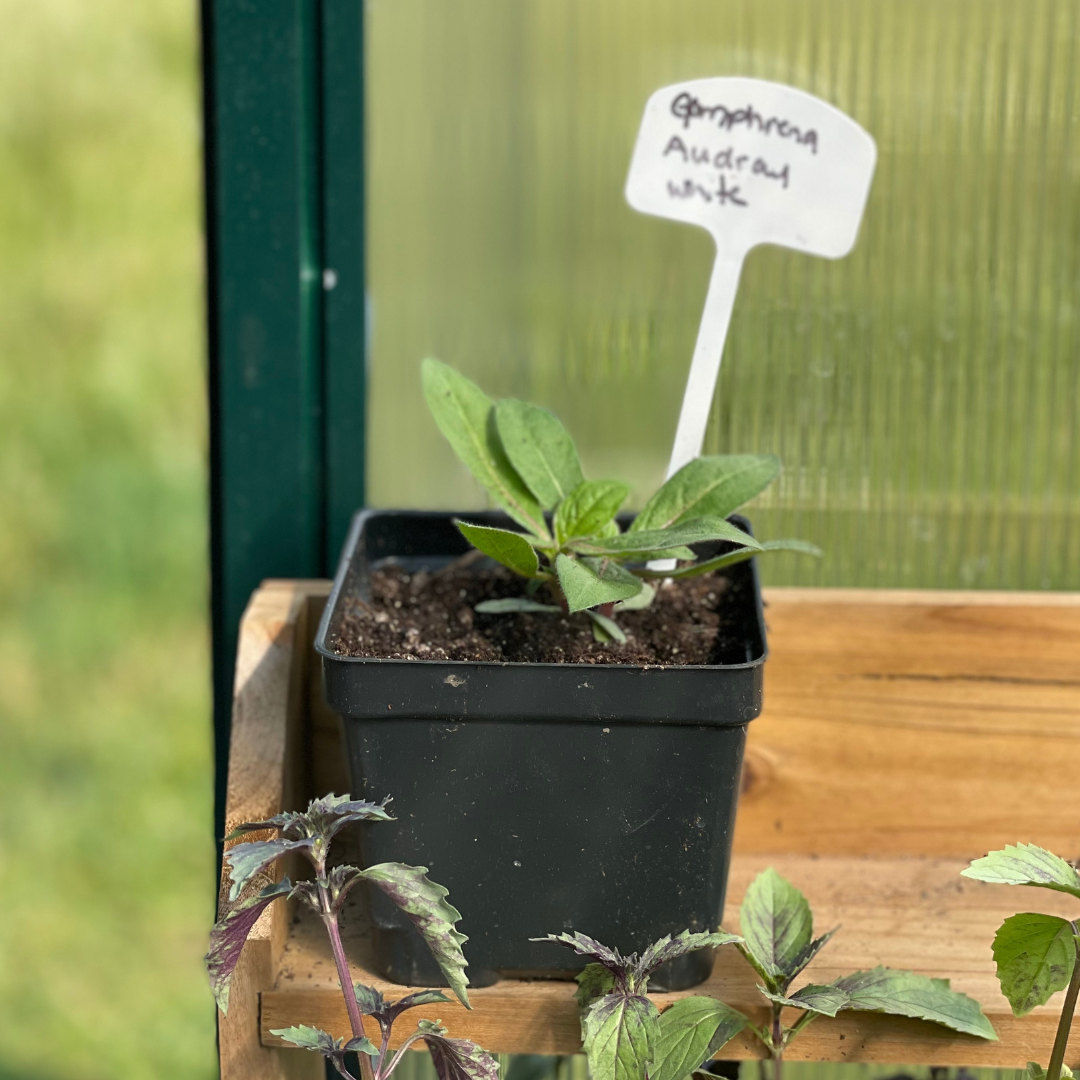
[576,964,617,1035]
[270,1024,340,1053]
[962,844,1080,899]
[422,359,549,538]
[535,931,629,972]
[660,540,823,580]
[588,609,627,644]
[455,520,540,578]
[343,1036,381,1056]
[354,983,385,1015]
[760,983,849,1017]
[304,794,395,842]
[207,878,293,1013]
[475,598,560,614]
[652,997,748,1080]
[494,397,584,509]
[583,992,659,1080]
[425,1033,501,1080]
[832,967,997,1040]
[739,868,813,989]
[419,1019,450,1036]
[636,930,742,983]
[992,913,1077,1016]
[577,518,760,558]
[555,480,630,543]
[224,838,312,901]
[360,863,471,1008]
[556,555,642,613]
[787,928,838,982]
[631,455,780,532]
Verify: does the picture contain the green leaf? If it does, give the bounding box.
[583,992,660,1080]
[354,983,385,1014]
[555,480,630,543]
[992,913,1077,1016]
[738,868,814,990]
[576,518,760,558]
[454,520,540,578]
[343,1036,381,1057]
[636,930,742,983]
[614,583,656,612]
[269,1024,340,1053]
[207,878,294,1014]
[421,359,549,538]
[760,983,849,1017]
[962,844,1080,900]
[360,863,471,1009]
[658,540,823,580]
[832,967,997,1040]
[631,455,780,532]
[652,997,748,1080]
[425,1033,502,1080]
[223,839,312,901]
[475,598,560,614]
[494,398,585,509]
[588,609,627,644]
[1028,1063,1075,1080]
[556,555,642,613]
[576,964,617,1034]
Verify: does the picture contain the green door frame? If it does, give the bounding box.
[202,0,366,843]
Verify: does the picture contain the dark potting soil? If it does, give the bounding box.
[328,560,750,666]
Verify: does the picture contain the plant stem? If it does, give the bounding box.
[319,876,376,1080]
[1047,927,1080,1080]
[770,1002,784,1080]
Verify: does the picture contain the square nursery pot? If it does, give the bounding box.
[314,509,767,991]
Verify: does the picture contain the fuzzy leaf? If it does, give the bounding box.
[494,398,585,510]
[327,864,366,909]
[424,1033,501,1080]
[652,997,747,1080]
[224,839,312,902]
[583,993,659,1080]
[207,878,293,1013]
[535,932,629,974]
[738,868,813,989]
[658,540,823,580]
[475,598,560,614]
[422,359,549,538]
[575,964,617,1033]
[556,555,642,614]
[270,1024,340,1053]
[360,863,471,1008]
[760,983,849,1017]
[577,518,760,558]
[832,967,997,1039]
[992,913,1077,1016]
[555,480,630,543]
[304,794,395,842]
[614,583,656,612]
[636,930,742,982]
[455,520,540,578]
[587,609,627,644]
[631,455,780,532]
[962,845,1080,899]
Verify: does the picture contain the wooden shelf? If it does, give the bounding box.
[218,581,1080,1079]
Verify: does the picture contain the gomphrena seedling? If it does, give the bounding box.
[423,359,818,643]
[539,867,995,1080]
[964,843,1080,1080]
[206,793,496,1080]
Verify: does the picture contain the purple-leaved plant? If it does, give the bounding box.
[206,793,497,1080]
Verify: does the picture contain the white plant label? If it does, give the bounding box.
[626,77,876,487]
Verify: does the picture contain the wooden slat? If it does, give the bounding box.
[219,580,1080,1072]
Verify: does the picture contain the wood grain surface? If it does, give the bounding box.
[217,581,1080,1076]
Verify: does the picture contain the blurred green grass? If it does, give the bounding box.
[0,0,214,1077]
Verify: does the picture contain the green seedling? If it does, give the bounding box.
[206,794,496,1080]
[422,359,818,643]
[964,844,1080,1080]
[538,867,995,1080]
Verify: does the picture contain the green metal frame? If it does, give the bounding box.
[202,0,365,842]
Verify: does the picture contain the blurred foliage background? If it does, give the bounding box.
[0,0,214,1077]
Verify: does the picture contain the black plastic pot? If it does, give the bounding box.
[315,509,767,991]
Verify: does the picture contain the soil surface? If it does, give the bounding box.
[328,559,751,665]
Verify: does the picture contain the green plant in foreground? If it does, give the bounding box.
[538,868,995,1080]
[963,844,1080,1080]
[422,359,818,642]
[206,794,496,1080]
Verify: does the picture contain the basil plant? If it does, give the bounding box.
[422,359,818,642]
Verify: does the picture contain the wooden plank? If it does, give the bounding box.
[262,853,1080,1065]
[218,580,329,1080]
[221,580,1080,1069]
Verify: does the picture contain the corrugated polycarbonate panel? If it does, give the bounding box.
[365,0,1080,588]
